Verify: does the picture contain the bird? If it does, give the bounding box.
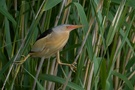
[19,24,83,70]
[14,24,83,90]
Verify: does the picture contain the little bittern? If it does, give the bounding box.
[13,24,83,90]
[19,24,83,70]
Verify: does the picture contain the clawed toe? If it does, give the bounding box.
[14,61,23,65]
[14,60,24,65]
[21,55,25,58]
[69,62,77,72]
[14,55,29,65]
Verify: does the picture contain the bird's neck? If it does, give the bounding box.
[53,29,70,35]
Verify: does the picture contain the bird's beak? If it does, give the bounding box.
[67,25,83,30]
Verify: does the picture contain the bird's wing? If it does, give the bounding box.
[36,29,52,41]
[30,29,53,53]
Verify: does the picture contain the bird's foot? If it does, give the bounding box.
[14,55,27,65]
[69,62,77,72]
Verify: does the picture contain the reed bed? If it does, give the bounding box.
[0,0,135,90]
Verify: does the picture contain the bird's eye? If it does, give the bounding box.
[66,26,69,29]
[66,26,72,29]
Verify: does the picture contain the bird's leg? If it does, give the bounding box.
[14,54,30,64]
[11,54,30,88]
[56,52,77,72]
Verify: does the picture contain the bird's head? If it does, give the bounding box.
[53,24,83,34]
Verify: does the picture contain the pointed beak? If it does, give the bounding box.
[67,25,83,31]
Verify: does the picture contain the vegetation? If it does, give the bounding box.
[0,0,135,90]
